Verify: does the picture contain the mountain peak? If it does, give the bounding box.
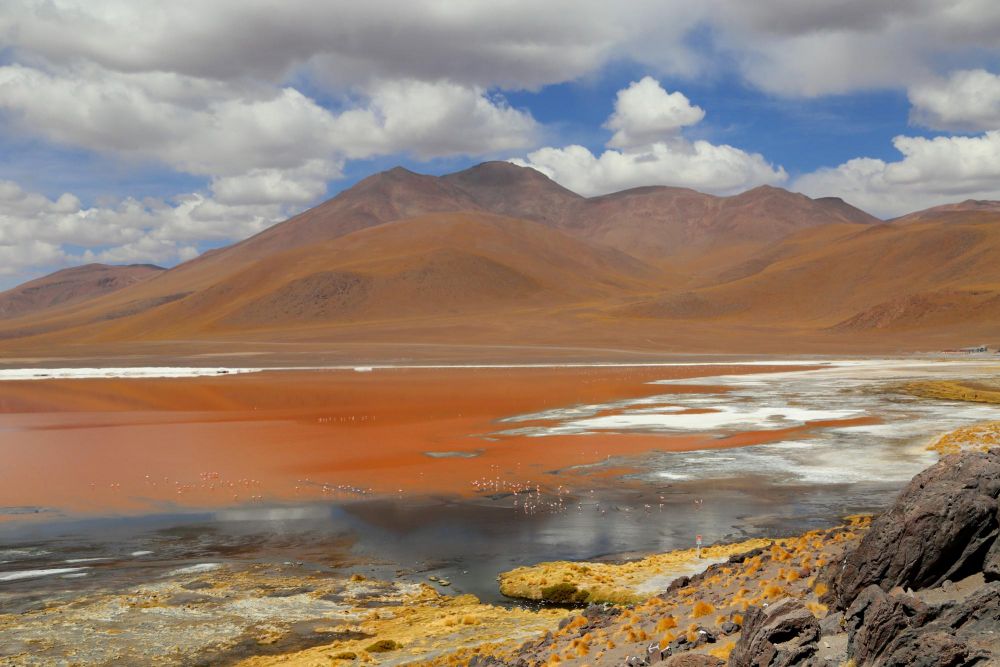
[444,161,581,196]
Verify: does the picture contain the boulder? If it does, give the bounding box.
[984,529,1000,582]
[727,598,820,667]
[664,655,724,667]
[829,451,1000,609]
[844,582,999,666]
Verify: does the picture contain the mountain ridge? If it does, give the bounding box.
[0,162,995,358]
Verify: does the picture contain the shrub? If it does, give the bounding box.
[708,641,736,660]
[692,600,715,617]
[541,582,590,604]
[763,584,785,599]
[655,616,678,632]
[332,652,357,661]
[365,640,400,653]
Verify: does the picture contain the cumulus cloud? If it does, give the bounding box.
[709,0,1000,96]
[794,131,1000,217]
[0,180,291,279]
[0,64,537,199]
[0,0,624,89]
[4,1,999,97]
[909,69,1000,131]
[514,78,786,197]
[605,76,704,149]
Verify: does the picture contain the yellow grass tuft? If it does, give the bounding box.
[691,600,715,617]
[807,601,828,616]
[814,582,829,597]
[771,545,792,562]
[655,616,678,632]
[763,584,785,599]
[708,641,736,660]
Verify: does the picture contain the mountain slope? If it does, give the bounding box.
[0,212,661,345]
[893,199,1000,224]
[622,215,1000,332]
[1,162,996,358]
[0,264,164,320]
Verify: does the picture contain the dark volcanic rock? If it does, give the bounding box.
[830,451,1000,609]
[843,582,999,666]
[845,585,931,663]
[985,531,1000,582]
[663,655,724,667]
[728,599,820,667]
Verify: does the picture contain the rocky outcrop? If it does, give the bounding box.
[844,583,999,666]
[729,451,1000,667]
[663,655,724,667]
[829,450,1000,609]
[728,599,820,667]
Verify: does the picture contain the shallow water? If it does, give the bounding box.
[2,358,999,610]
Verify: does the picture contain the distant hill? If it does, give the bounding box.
[0,263,164,320]
[0,162,997,359]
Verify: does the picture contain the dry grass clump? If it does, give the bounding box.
[929,421,1000,455]
[366,639,401,653]
[708,641,736,660]
[497,537,773,604]
[691,600,715,617]
[655,616,678,632]
[903,380,1000,406]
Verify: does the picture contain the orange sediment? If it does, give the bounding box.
[0,364,840,517]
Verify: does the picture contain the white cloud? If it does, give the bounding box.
[513,78,786,197]
[605,76,704,149]
[0,180,294,279]
[329,79,538,160]
[709,1,1000,96]
[5,1,999,98]
[0,0,624,89]
[794,130,1000,217]
[909,69,1000,131]
[0,64,537,195]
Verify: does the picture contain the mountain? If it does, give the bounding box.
[89,212,658,339]
[0,263,164,320]
[622,214,1000,337]
[0,162,996,359]
[565,184,880,264]
[893,199,1000,224]
[184,162,879,274]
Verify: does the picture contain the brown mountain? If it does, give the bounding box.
[623,214,1000,337]
[893,199,1000,224]
[186,162,879,274]
[0,263,164,321]
[0,162,996,360]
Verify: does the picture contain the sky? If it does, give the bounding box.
[2,1,1000,287]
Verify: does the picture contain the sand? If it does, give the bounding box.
[0,364,842,518]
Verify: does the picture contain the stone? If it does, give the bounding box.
[818,611,843,636]
[984,528,1000,582]
[720,620,740,635]
[728,598,820,667]
[662,655,724,667]
[844,582,1000,666]
[829,451,1000,610]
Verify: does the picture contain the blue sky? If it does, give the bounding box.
[1,1,1000,287]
